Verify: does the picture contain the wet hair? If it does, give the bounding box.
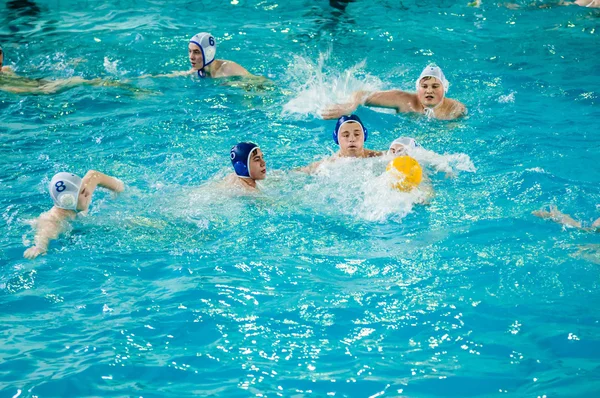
[420,76,439,84]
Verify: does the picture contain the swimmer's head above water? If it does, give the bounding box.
[333,114,369,157]
[0,44,4,69]
[189,32,216,78]
[231,142,266,180]
[49,172,82,211]
[416,65,449,108]
[388,137,419,157]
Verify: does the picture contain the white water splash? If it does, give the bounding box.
[103,57,128,76]
[282,50,384,118]
[498,92,515,103]
[401,147,477,176]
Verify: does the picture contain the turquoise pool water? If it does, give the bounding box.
[1,0,599,397]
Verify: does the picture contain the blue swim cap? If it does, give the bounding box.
[231,142,259,178]
[333,114,368,145]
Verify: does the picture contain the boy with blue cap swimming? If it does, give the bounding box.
[223,142,267,190]
[23,170,125,259]
[322,64,466,121]
[301,114,383,173]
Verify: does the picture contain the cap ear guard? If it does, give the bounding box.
[233,161,249,178]
[189,32,216,69]
[49,172,82,211]
[230,143,259,179]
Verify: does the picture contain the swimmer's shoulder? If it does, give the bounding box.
[1,66,15,74]
[210,59,250,78]
[439,98,467,120]
[223,173,239,185]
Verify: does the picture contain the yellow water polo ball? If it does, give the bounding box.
[386,156,423,191]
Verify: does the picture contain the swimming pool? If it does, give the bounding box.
[1,0,599,396]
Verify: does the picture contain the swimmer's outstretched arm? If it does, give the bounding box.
[321,90,414,119]
[23,209,73,259]
[533,206,583,229]
[138,70,195,79]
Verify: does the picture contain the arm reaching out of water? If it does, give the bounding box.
[23,209,75,259]
[77,170,125,211]
[322,90,414,119]
[322,65,466,120]
[23,170,125,259]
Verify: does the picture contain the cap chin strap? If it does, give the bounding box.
[423,94,445,119]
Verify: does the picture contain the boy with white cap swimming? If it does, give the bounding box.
[23,170,125,259]
[150,32,253,79]
[388,137,420,157]
[301,114,383,173]
[223,142,267,190]
[322,64,466,121]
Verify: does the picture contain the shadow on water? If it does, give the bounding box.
[4,0,42,34]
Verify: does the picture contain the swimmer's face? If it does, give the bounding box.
[388,143,407,157]
[338,121,365,156]
[417,77,445,107]
[248,148,267,180]
[188,43,205,70]
[0,49,3,68]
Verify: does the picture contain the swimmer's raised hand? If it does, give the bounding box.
[23,246,46,259]
[321,102,358,120]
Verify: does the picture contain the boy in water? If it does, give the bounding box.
[148,32,255,79]
[533,205,600,232]
[322,65,466,121]
[301,114,383,173]
[23,170,125,259]
[0,45,14,74]
[223,142,267,191]
[0,44,143,95]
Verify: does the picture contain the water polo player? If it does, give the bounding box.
[0,44,14,74]
[388,137,420,157]
[534,205,600,232]
[23,170,125,259]
[223,142,267,190]
[301,114,383,173]
[322,64,466,121]
[146,32,253,79]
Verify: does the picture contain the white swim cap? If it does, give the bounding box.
[416,65,449,94]
[388,137,419,156]
[49,172,82,211]
[189,32,216,68]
